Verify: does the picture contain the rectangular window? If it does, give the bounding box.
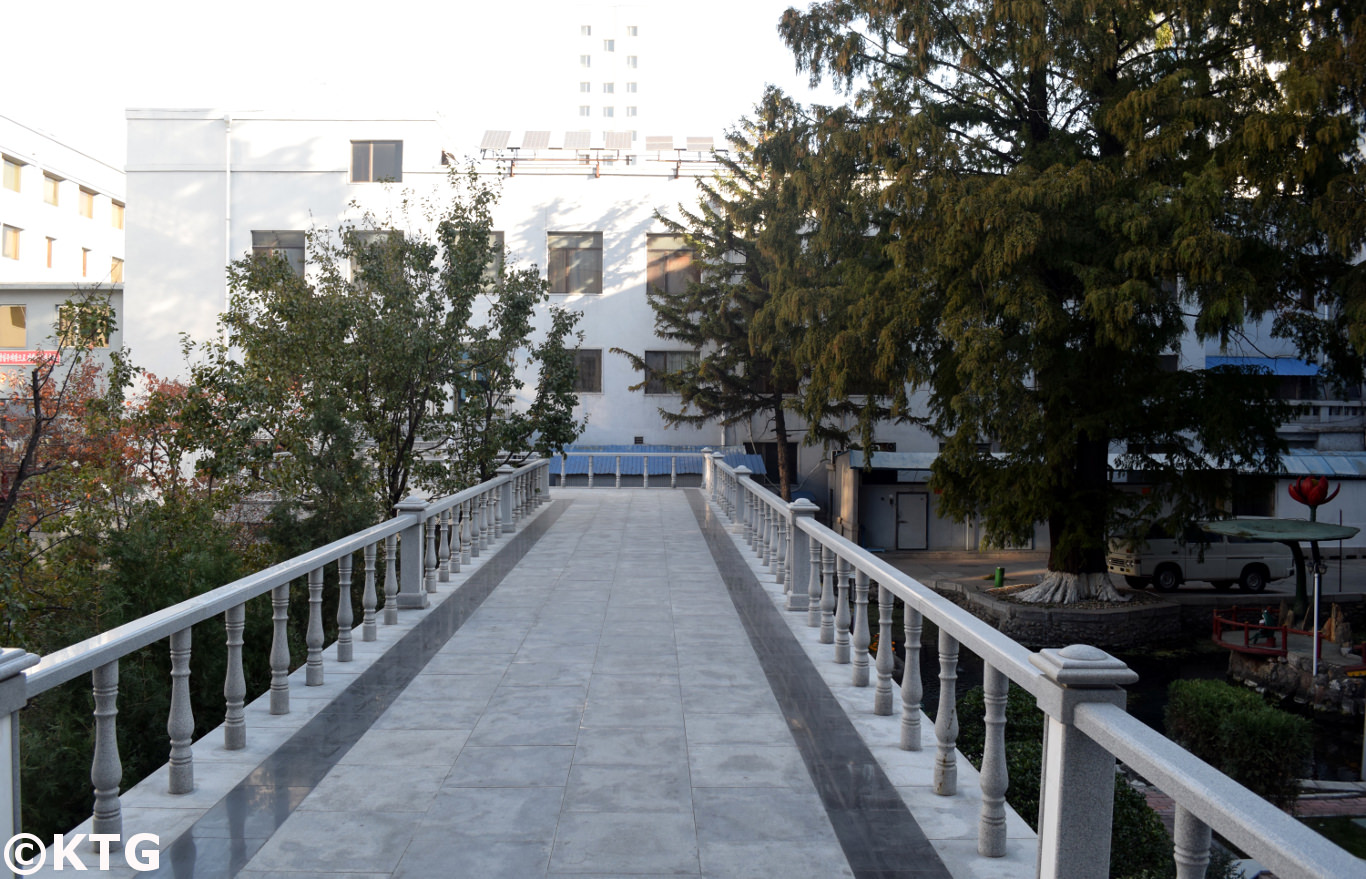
[81,247,90,277]
[110,257,124,283]
[627,55,638,68]
[627,106,637,117]
[580,54,591,68]
[580,24,590,35]
[2,156,21,192]
[58,303,111,348]
[602,82,614,94]
[627,25,638,36]
[603,107,614,118]
[627,82,638,93]
[45,237,54,268]
[580,81,591,93]
[643,350,698,394]
[347,229,402,278]
[548,232,603,295]
[252,230,306,276]
[481,230,505,283]
[111,201,124,229]
[603,39,614,51]
[350,140,403,182]
[647,233,699,296]
[579,105,591,117]
[1,226,18,260]
[0,307,25,348]
[43,173,60,206]
[79,187,95,218]
[573,349,603,393]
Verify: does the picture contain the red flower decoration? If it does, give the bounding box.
[1288,476,1339,509]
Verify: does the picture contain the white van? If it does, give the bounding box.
[1106,523,1294,592]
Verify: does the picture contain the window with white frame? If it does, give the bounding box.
[579,105,591,117]
[0,306,25,348]
[43,173,60,206]
[79,188,95,218]
[110,257,123,283]
[350,140,403,182]
[252,230,306,276]
[573,349,603,393]
[580,81,591,92]
[627,25,638,36]
[627,106,637,117]
[643,350,698,394]
[1,226,18,260]
[58,302,111,348]
[347,229,403,278]
[626,82,638,93]
[602,82,614,94]
[2,156,21,192]
[580,54,591,67]
[626,55,637,68]
[603,107,614,118]
[548,232,603,295]
[580,24,590,35]
[603,39,614,51]
[647,234,698,296]
[111,201,124,229]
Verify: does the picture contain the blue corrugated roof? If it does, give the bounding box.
[1206,355,1320,376]
[551,447,766,477]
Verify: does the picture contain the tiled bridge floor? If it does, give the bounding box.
[70,489,1032,879]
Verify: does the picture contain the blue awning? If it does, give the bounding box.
[1205,356,1319,376]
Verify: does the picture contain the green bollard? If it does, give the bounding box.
[994,566,1005,588]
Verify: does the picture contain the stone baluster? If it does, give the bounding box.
[615,454,622,488]
[270,583,290,714]
[306,567,325,685]
[224,603,246,749]
[763,505,776,570]
[934,629,960,795]
[901,606,923,751]
[774,512,787,588]
[834,558,852,664]
[560,454,567,488]
[0,649,37,837]
[979,665,1008,856]
[424,516,439,594]
[91,660,122,837]
[469,496,483,558]
[1029,645,1137,879]
[819,544,836,644]
[337,553,354,662]
[787,500,816,612]
[460,502,472,565]
[733,467,752,543]
[587,454,594,489]
[438,510,452,583]
[709,452,724,507]
[806,536,821,625]
[874,585,894,714]
[447,512,462,575]
[642,455,649,489]
[362,543,378,641]
[483,490,495,547]
[498,464,515,532]
[1173,806,1212,879]
[670,455,677,489]
[168,627,194,794]
[852,569,870,686]
[383,534,399,625]
[395,497,429,609]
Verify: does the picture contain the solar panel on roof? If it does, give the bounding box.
[520,131,551,150]
[645,136,674,151]
[480,130,511,151]
[604,131,632,150]
[564,131,591,149]
[686,136,713,151]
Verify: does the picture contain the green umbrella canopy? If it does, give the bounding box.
[1202,519,1359,542]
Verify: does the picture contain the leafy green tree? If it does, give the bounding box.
[200,169,584,514]
[616,101,870,500]
[775,1,1361,600]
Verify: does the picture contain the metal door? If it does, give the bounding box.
[896,492,929,550]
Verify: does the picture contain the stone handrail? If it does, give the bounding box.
[705,454,1361,879]
[2,458,549,842]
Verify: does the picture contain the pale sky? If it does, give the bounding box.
[7,0,842,166]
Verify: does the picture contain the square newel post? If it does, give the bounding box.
[711,452,726,508]
[0,648,38,837]
[497,464,516,533]
[1030,645,1139,879]
[786,500,818,611]
[701,447,713,497]
[394,496,430,610]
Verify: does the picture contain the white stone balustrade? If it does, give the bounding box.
[6,459,550,848]
[710,459,1361,879]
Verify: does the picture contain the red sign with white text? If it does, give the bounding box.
[0,351,59,366]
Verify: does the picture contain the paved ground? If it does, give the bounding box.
[47,489,1035,879]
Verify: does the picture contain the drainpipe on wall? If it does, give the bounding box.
[224,114,232,325]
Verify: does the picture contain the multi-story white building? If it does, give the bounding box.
[0,115,124,368]
[564,4,654,147]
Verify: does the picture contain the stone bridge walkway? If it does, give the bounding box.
[53,489,1031,879]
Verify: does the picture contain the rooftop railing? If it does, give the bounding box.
[706,452,1360,879]
[0,459,550,845]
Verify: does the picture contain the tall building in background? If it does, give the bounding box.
[0,115,124,367]
[566,4,652,146]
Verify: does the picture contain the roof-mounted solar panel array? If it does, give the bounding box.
[480,130,511,151]
[521,131,551,150]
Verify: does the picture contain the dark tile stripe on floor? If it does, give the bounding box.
[686,490,954,879]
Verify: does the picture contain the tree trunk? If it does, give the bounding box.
[773,404,792,502]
